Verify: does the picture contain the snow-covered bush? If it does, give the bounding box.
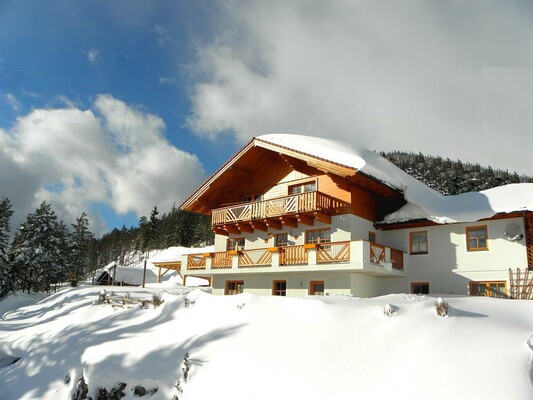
[435,297,449,317]
[383,303,398,317]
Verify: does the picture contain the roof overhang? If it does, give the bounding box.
[180,136,403,214]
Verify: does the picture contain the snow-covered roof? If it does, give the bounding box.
[149,246,214,264]
[98,265,157,286]
[258,134,533,224]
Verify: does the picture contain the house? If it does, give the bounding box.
[179,134,533,298]
[94,262,158,286]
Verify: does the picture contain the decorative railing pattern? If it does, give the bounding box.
[212,251,232,269]
[185,241,405,272]
[187,254,207,270]
[317,241,350,263]
[390,248,404,270]
[279,245,307,265]
[369,242,386,264]
[211,191,348,226]
[239,249,273,267]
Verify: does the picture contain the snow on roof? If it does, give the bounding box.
[149,246,214,264]
[98,266,157,286]
[257,134,533,224]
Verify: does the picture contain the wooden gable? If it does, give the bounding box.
[179,137,405,222]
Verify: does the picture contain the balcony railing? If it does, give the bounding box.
[239,248,272,267]
[211,191,349,226]
[186,240,405,273]
[279,245,307,265]
[317,241,350,263]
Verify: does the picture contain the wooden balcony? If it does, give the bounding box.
[211,191,349,233]
[185,240,406,275]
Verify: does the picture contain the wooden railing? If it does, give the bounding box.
[369,242,386,263]
[317,241,350,263]
[211,191,349,226]
[279,245,307,265]
[239,248,273,267]
[390,248,404,270]
[212,251,232,269]
[187,254,207,270]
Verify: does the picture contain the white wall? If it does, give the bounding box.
[380,217,528,295]
[212,272,353,296]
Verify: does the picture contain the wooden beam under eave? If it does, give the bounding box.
[280,216,298,228]
[264,218,282,230]
[224,225,241,235]
[251,221,268,231]
[213,227,229,236]
[237,223,254,233]
[297,214,314,226]
[314,212,331,224]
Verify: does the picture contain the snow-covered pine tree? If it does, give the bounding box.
[0,198,14,298]
[12,202,70,293]
[70,212,93,283]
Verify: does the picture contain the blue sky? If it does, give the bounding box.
[1,1,532,236]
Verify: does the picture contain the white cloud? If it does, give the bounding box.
[154,25,170,47]
[0,95,205,235]
[87,50,99,63]
[1,92,21,112]
[187,0,533,175]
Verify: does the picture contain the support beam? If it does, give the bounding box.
[264,218,282,230]
[314,212,331,224]
[251,221,268,231]
[280,216,298,228]
[213,227,229,236]
[237,223,254,233]
[224,225,241,235]
[297,214,314,226]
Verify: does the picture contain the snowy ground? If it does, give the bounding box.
[1,287,533,399]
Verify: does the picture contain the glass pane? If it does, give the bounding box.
[472,283,486,296]
[419,242,427,252]
[320,229,331,243]
[469,239,477,249]
[478,238,486,248]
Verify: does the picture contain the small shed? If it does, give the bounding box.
[94,262,157,286]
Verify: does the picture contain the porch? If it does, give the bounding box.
[184,240,406,277]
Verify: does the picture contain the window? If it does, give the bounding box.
[272,280,287,296]
[289,180,316,194]
[275,233,288,247]
[242,194,263,203]
[225,280,244,295]
[368,231,376,243]
[410,282,430,294]
[306,228,331,244]
[410,231,428,255]
[470,281,506,298]
[227,237,245,251]
[309,281,324,295]
[466,226,488,251]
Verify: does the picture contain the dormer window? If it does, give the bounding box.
[289,180,316,194]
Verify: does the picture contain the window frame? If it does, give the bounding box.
[409,230,428,255]
[469,281,506,298]
[275,233,288,247]
[305,228,331,244]
[410,281,430,295]
[225,280,244,295]
[272,280,287,296]
[309,280,325,295]
[241,194,263,203]
[227,237,245,251]
[288,179,317,195]
[466,225,489,252]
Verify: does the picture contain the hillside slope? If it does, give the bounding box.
[1,287,532,399]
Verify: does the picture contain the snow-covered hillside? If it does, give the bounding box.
[1,287,533,399]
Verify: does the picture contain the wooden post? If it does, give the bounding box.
[142,260,147,288]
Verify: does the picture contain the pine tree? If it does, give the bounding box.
[0,198,14,297]
[12,202,69,293]
[70,212,94,284]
